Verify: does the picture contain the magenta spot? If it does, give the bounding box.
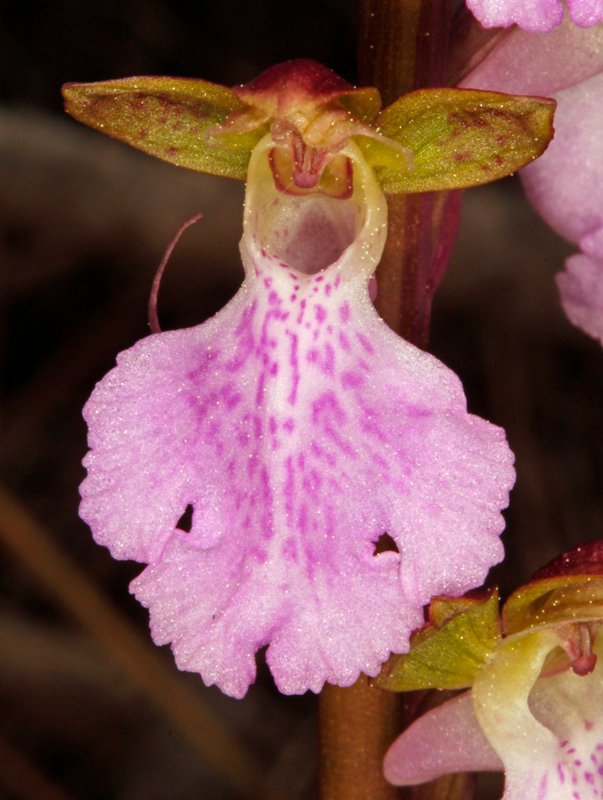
[297,452,305,470]
[264,277,273,288]
[558,763,565,784]
[585,772,595,784]
[341,370,363,389]
[283,418,295,433]
[284,456,294,517]
[339,302,350,322]
[286,330,300,405]
[315,304,327,323]
[283,538,297,562]
[315,275,324,282]
[290,294,296,302]
[297,299,307,325]
[268,290,280,305]
[586,721,594,731]
[270,362,278,376]
[574,760,583,767]
[255,370,266,405]
[307,349,319,362]
[334,274,341,287]
[325,283,332,297]
[357,331,375,354]
[312,391,345,424]
[338,332,351,352]
[323,343,335,376]
[269,416,277,435]
[251,547,267,564]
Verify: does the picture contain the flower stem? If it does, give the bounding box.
[319,676,401,800]
[359,0,458,348]
[318,3,461,799]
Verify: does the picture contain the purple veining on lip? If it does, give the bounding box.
[79,138,514,698]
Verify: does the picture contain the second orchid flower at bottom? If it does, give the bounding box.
[382,541,603,800]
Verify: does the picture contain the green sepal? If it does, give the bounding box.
[62,76,253,180]
[503,576,603,636]
[361,87,555,193]
[375,590,501,692]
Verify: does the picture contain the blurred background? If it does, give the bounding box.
[1,2,602,798]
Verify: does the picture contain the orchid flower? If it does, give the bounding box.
[462,16,603,344]
[381,541,603,799]
[466,0,603,32]
[62,61,554,698]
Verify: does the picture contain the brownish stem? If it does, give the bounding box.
[359,0,459,347]
[375,190,462,347]
[318,3,462,799]
[319,677,401,800]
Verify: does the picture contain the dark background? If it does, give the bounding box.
[1,2,602,798]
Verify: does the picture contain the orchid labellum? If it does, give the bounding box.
[63,60,554,697]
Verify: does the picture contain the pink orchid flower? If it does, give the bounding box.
[384,542,603,799]
[463,17,603,344]
[65,61,531,698]
[466,0,603,32]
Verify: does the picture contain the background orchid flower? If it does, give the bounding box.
[466,0,603,32]
[62,61,554,698]
[462,18,603,344]
[380,541,603,799]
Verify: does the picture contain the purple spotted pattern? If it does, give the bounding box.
[554,732,603,799]
[526,657,603,800]
[80,140,515,697]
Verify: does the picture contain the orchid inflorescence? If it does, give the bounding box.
[63,0,603,795]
